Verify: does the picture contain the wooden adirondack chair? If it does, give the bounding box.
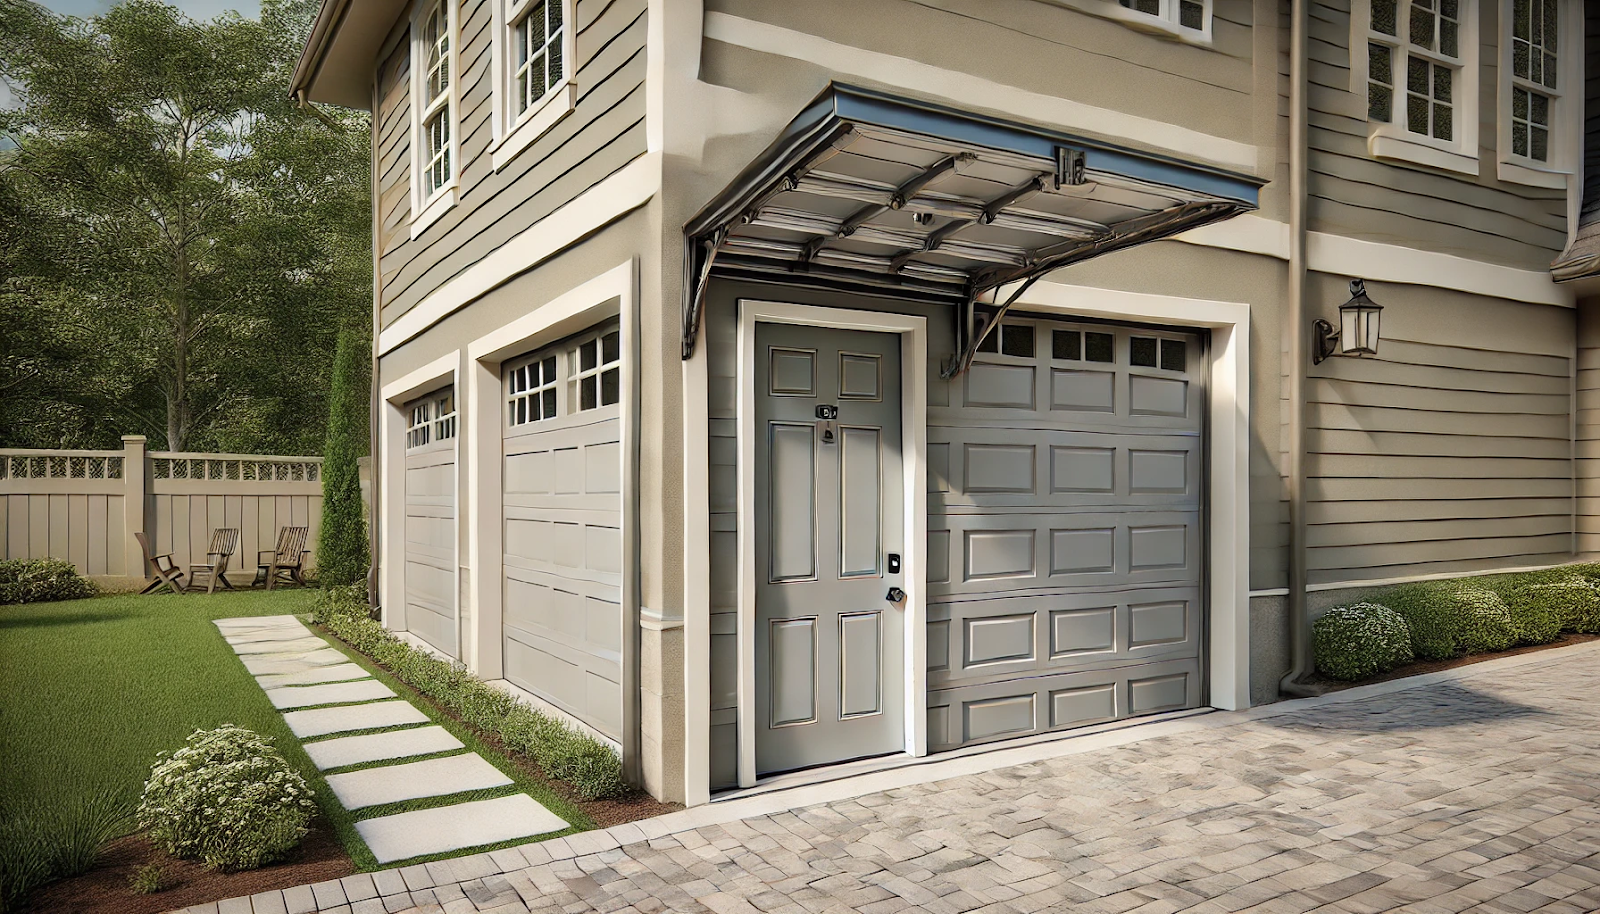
[186,528,240,594]
[135,532,187,596]
[253,526,310,590]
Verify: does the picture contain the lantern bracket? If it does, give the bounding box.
[1311,318,1341,365]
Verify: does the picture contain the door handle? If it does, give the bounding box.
[885,587,906,605]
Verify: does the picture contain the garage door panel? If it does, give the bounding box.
[404,389,458,659]
[926,315,1203,751]
[928,585,1201,689]
[501,322,624,741]
[926,658,1201,751]
[933,510,1200,595]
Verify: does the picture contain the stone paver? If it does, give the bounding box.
[242,649,351,675]
[355,795,569,864]
[282,699,429,738]
[231,636,331,654]
[304,725,466,770]
[324,753,511,809]
[267,679,396,710]
[256,662,374,689]
[209,642,1600,914]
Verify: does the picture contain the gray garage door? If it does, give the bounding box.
[404,387,459,657]
[501,321,624,740]
[926,315,1205,751]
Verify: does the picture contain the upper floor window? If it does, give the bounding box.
[1351,0,1479,175]
[491,0,576,171]
[411,0,458,234]
[1496,0,1574,185]
[1117,0,1205,32]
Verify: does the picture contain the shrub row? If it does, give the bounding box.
[0,558,97,605]
[1314,564,1600,681]
[311,586,628,800]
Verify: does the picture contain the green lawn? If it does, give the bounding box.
[0,588,587,880]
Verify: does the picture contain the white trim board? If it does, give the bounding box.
[379,153,660,355]
[1174,215,1573,308]
[1246,558,1598,599]
[681,342,712,806]
[1007,281,1254,712]
[701,12,1258,174]
[734,302,929,789]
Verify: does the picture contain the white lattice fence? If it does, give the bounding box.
[0,437,323,586]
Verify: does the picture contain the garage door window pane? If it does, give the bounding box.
[1085,332,1115,363]
[1001,324,1035,358]
[1052,330,1081,361]
[1130,337,1158,368]
[508,353,560,426]
[569,322,622,414]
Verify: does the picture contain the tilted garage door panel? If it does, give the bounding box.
[503,405,623,741]
[927,318,1204,751]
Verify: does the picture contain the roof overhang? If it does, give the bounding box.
[289,0,408,109]
[681,85,1264,369]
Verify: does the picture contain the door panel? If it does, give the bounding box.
[403,387,458,657]
[754,322,904,775]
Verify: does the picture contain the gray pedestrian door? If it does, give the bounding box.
[755,323,905,775]
[403,387,458,657]
[501,322,624,741]
[926,316,1205,750]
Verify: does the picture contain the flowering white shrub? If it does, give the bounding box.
[1313,602,1413,681]
[137,725,315,870]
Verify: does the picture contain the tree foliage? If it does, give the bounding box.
[316,325,370,586]
[0,0,369,453]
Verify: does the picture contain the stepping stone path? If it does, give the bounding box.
[215,615,570,864]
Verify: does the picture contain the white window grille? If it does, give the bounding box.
[568,326,621,412]
[1366,0,1463,143]
[407,401,433,449]
[433,391,457,441]
[418,0,454,200]
[507,353,559,427]
[1508,0,1559,162]
[511,0,564,118]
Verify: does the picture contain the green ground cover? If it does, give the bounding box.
[0,589,587,904]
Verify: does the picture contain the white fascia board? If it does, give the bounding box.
[701,12,1260,175]
[1173,215,1572,308]
[379,153,660,355]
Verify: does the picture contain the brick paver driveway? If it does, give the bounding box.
[290,645,1600,914]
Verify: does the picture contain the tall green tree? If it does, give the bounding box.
[0,0,369,453]
[316,325,370,586]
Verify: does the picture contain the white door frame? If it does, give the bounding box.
[379,352,462,645]
[736,301,929,788]
[1004,280,1253,711]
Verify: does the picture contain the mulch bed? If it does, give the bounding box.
[24,826,352,914]
[1306,631,1600,693]
[309,621,681,829]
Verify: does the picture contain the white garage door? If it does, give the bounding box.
[501,321,624,740]
[926,315,1205,751]
[404,387,458,657]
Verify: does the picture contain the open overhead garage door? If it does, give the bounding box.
[501,321,625,741]
[926,315,1206,751]
[403,387,459,657]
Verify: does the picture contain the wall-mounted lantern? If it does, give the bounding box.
[1313,279,1383,364]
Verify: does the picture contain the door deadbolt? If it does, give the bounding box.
[885,587,907,604]
[817,419,836,444]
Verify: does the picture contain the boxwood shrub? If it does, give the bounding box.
[1313,602,1413,681]
[1494,581,1576,645]
[1450,587,1517,654]
[0,558,97,605]
[1379,582,1465,660]
[311,586,629,800]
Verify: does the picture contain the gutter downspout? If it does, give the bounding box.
[364,79,383,613]
[1280,0,1317,698]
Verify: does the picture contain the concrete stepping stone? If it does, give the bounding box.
[232,636,330,655]
[267,679,396,710]
[303,726,464,771]
[283,700,428,739]
[216,615,302,629]
[242,649,349,675]
[225,628,314,645]
[255,663,371,689]
[355,794,567,864]
[325,753,511,809]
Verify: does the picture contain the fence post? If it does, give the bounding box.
[123,435,147,579]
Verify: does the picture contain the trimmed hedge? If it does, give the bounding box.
[1313,602,1413,681]
[0,558,97,605]
[310,586,628,800]
[1450,587,1517,655]
[1380,582,1466,660]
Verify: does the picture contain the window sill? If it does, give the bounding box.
[1034,0,1214,48]
[491,82,577,173]
[410,183,458,241]
[1368,132,1479,177]
[1496,159,1568,190]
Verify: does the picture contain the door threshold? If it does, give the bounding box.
[713,707,1215,803]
